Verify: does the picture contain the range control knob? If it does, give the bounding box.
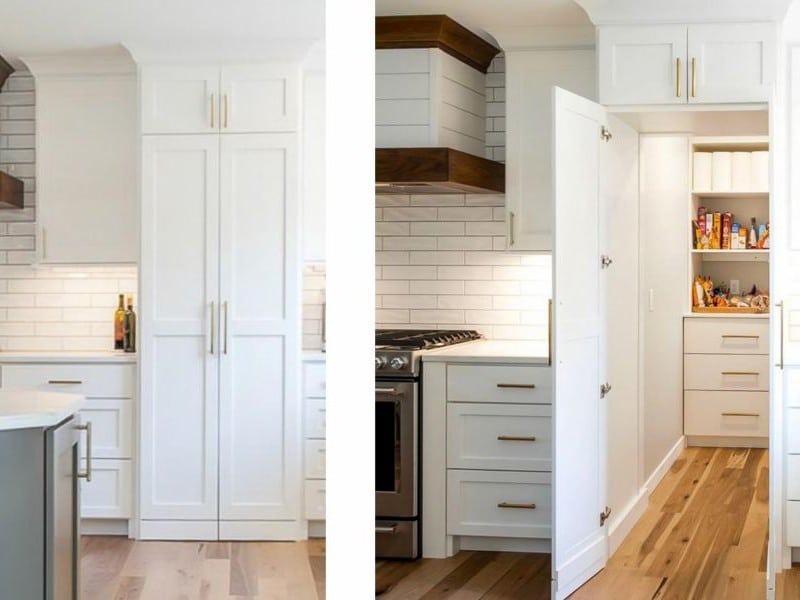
[375,356,387,369]
[389,356,408,370]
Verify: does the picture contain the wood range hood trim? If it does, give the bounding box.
[0,54,24,209]
[376,148,505,195]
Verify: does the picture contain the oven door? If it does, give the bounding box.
[375,380,417,517]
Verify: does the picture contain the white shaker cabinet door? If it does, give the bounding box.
[139,135,220,522]
[141,66,220,134]
[218,133,301,522]
[598,25,687,105]
[220,65,299,133]
[687,23,775,104]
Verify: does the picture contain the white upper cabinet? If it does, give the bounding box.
[141,65,298,134]
[598,25,687,106]
[687,24,775,104]
[30,62,137,264]
[598,23,775,106]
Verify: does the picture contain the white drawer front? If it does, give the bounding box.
[684,318,769,355]
[446,470,551,539]
[788,456,800,500]
[684,391,768,437]
[447,403,551,471]
[447,365,551,404]
[684,354,768,391]
[786,369,800,408]
[304,397,326,439]
[304,361,326,398]
[1,364,135,398]
[80,399,133,459]
[305,439,326,479]
[80,459,132,519]
[788,409,800,454]
[305,479,325,520]
[787,501,800,546]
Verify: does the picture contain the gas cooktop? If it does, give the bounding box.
[375,329,483,350]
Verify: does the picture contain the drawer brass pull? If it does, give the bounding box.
[721,412,760,417]
[498,502,536,509]
[721,371,759,376]
[48,380,82,385]
[497,383,536,389]
[497,435,537,442]
[721,335,759,339]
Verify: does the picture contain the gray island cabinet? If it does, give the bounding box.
[0,390,85,600]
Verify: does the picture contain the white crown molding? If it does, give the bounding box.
[21,45,135,77]
[575,0,793,26]
[489,26,595,51]
[123,38,320,66]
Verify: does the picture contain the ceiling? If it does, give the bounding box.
[375,0,592,46]
[0,0,324,67]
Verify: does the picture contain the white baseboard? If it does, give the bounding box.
[219,520,303,541]
[139,520,218,540]
[607,489,648,556]
[81,519,129,536]
[456,536,550,554]
[644,436,686,495]
[686,435,767,448]
[308,521,326,538]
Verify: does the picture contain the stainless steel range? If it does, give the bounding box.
[375,329,482,559]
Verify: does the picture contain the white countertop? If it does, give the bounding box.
[0,390,85,431]
[0,351,137,364]
[422,339,550,364]
[683,313,768,319]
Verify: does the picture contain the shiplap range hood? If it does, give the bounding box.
[0,55,24,209]
[375,15,505,194]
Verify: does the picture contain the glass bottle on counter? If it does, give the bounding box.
[114,294,125,350]
[123,295,136,353]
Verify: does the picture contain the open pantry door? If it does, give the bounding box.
[551,87,636,599]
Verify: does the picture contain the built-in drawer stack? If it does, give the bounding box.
[0,362,136,521]
[683,317,769,443]
[303,359,326,524]
[445,363,552,539]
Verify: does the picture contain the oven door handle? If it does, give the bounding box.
[375,387,401,396]
[375,524,398,534]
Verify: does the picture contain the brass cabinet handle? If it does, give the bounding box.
[210,93,216,128]
[691,57,697,98]
[48,380,82,385]
[497,383,536,389]
[223,93,229,128]
[41,227,47,260]
[209,301,215,354]
[75,421,92,482]
[777,301,785,369]
[497,435,537,442]
[223,300,229,354]
[721,334,759,339]
[721,371,759,376]
[721,412,760,417]
[676,57,681,97]
[509,211,515,247]
[498,502,536,509]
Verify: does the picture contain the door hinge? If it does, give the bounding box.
[600,382,612,398]
[601,255,613,269]
[601,126,612,142]
[600,506,612,526]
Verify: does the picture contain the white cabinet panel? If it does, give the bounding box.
[304,440,326,480]
[140,135,220,522]
[221,65,298,133]
[684,354,769,391]
[787,409,800,454]
[36,74,137,263]
[684,317,769,355]
[446,470,551,539]
[447,403,551,471]
[80,459,132,519]
[304,362,326,398]
[787,456,800,500]
[787,501,800,546]
[687,24,775,104]
[684,391,768,437]
[305,480,326,520]
[302,71,325,261]
[141,66,219,134]
[1,363,135,398]
[598,25,687,105]
[80,399,133,459]
[446,364,551,404]
[304,397,326,439]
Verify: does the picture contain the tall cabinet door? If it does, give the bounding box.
[551,87,608,600]
[140,135,220,531]
[140,66,220,134]
[220,66,298,133]
[218,134,301,532]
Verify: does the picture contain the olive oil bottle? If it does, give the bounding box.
[114,294,125,350]
[123,295,136,353]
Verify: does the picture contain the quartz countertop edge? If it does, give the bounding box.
[302,351,326,361]
[0,390,85,431]
[422,339,550,364]
[684,313,769,319]
[0,351,138,363]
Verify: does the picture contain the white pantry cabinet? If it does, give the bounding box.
[140,128,300,540]
[303,357,326,531]
[598,23,775,105]
[141,64,298,134]
[29,59,137,264]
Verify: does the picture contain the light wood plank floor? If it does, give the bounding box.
[80,536,325,600]
[376,447,769,599]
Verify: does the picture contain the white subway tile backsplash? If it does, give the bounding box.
[493,266,546,281]
[376,251,410,265]
[383,236,438,251]
[410,280,465,295]
[437,265,493,280]
[437,236,493,250]
[409,251,464,265]
[464,280,520,295]
[383,266,437,280]
[377,280,410,294]
[437,295,493,310]
[302,263,325,351]
[465,221,506,236]
[465,252,521,266]
[437,207,493,221]
[383,295,437,309]
[409,221,465,236]
[376,309,410,323]
[377,222,410,236]
[410,309,464,324]
[464,310,520,325]
[409,194,465,206]
[376,194,411,207]
[383,207,438,221]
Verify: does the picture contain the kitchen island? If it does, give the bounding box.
[0,390,86,600]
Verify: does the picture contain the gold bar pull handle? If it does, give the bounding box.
[497,435,537,442]
[209,301,215,355]
[509,211,515,247]
[498,502,536,510]
[75,421,92,482]
[721,334,759,339]
[223,300,229,354]
[722,412,760,417]
[676,57,681,97]
[223,93,229,129]
[497,383,536,389]
[48,380,82,385]
[777,301,785,369]
[691,57,697,98]
[721,371,759,376]
[210,93,216,128]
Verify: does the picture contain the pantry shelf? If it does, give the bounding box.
[691,249,769,262]
[691,191,768,200]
